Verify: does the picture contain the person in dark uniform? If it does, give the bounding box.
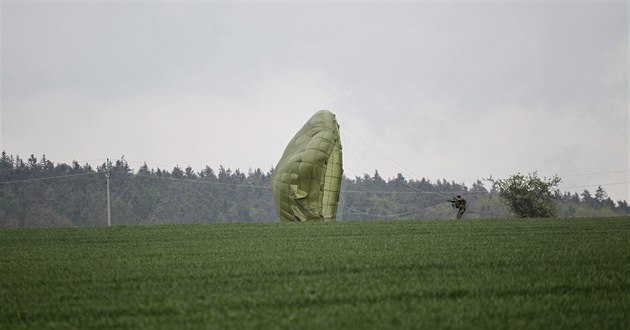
[448,195,467,219]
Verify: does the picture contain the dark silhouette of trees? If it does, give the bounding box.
[0,152,628,227]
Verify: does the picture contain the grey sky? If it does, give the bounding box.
[1,1,628,201]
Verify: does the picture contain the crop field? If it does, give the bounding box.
[1,217,629,329]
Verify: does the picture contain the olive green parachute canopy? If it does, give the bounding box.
[272,110,343,222]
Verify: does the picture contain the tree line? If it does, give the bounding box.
[0,152,628,227]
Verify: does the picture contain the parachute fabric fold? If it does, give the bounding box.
[272,110,343,222]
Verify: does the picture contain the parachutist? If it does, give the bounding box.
[448,195,467,219]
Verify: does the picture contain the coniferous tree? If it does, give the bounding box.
[184,166,197,179]
[594,186,608,208]
[171,166,184,179]
[581,190,596,208]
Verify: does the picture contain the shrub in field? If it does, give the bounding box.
[488,172,561,218]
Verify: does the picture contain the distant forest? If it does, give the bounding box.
[0,152,628,227]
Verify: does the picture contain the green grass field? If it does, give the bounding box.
[1,218,629,329]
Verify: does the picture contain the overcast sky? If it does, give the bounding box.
[1,1,628,201]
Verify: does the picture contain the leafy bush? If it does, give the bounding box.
[488,172,561,217]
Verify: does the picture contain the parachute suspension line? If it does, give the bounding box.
[341,126,477,196]
[338,201,449,220]
[340,189,487,195]
[341,135,392,176]
[401,184,450,199]
[341,125,423,179]
[341,131,410,178]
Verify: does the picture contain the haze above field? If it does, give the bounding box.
[1,1,628,200]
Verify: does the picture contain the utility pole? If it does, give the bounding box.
[106,158,112,226]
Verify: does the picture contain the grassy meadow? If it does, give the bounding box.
[1,217,629,329]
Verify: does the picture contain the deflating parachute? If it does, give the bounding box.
[272,110,343,222]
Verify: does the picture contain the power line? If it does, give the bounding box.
[0,170,474,194]
[0,172,98,185]
[561,170,629,177]
[135,174,273,189]
[560,181,629,189]
[1,167,624,197]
